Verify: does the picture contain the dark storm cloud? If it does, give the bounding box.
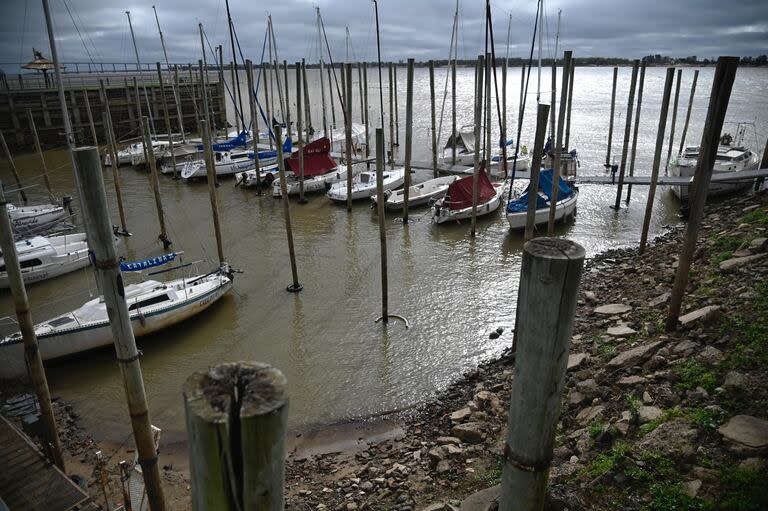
[1,0,766,73]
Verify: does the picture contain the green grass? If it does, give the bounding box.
[589,420,607,439]
[475,455,504,485]
[626,395,641,426]
[625,450,678,483]
[645,482,702,511]
[704,466,768,511]
[740,209,768,225]
[687,407,722,433]
[675,361,717,393]
[722,282,768,370]
[584,443,630,479]
[639,407,683,436]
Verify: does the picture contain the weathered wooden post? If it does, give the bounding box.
[394,64,400,147]
[82,90,99,147]
[0,131,27,203]
[156,62,178,179]
[358,63,365,129]
[302,59,313,136]
[677,70,699,156]
[666,57,739,331]
[263,62,273,150]
[73,146,167,511]
[518,65,526,136]
[403,58,415,224]
[499,238,585,511]
[525,104,550,241]
[756,138,768,191]
[665,69,682,174]
[0,189,65,471]
[200,120,225,264]
[246,60,262,191]
[363,63,370,158]
[388,62,395,167]
[612,59,639,210]
[327,63,336,130]
[429,60,438,178]
[639,68,675,254]
[100,80,128,232]
[275,125,302,292]
[471,55,484,238]
[172,65,187,142]
[502,59,508,172]
[345,63,353,212]
[452,57,457,165]
[605,66,618,167]
[374,127,389,321]
[548,51,572,234]
[26,109,55,202]
[625,61,646,203]
[184,362,288,511]
[283,60,291,140]
[564,59,575,151]
[296,62,306,203]
[141,116,172,249]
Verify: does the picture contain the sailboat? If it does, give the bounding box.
[271,137,352,196]
[432,169,504,223]
[505,168,578,229]
[372,175,458,210]
[327,167,405,202]
[0,233,92,288]
[179,135,291,180]
[6,202,68,236]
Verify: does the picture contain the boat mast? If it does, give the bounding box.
[268,16,286,123]
[373,0,385,136]
[152,6,185,142]
[225,0,245,133]
[317,7,329,137]
[550,9,561,141]
[537,0,542,105]
[126,11,156,137]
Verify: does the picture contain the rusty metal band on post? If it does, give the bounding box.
[116,350,143,364]
[92,256,120,270]
[504,442,552,473]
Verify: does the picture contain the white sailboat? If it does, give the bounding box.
[6,203,68,235]
[327,168,405,202]
[0,233,92,288]
[372,175,458,210]
[432,170,504,224]
[270,137,353,197]
[505,169,578,230]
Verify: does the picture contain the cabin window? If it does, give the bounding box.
[215,152,222,162]
[128,293,171,311]
[48,316,75,327]
[19,258,43,269]
[361,173,371,183]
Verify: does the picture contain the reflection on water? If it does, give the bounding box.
[0,66,765,442]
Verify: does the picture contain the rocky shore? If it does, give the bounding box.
[4,191,767,510]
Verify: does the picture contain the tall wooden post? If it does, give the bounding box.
[200,120,224,264]
[639,68,675,254]
[156,62,178,179]
[172,65,187,141]
[550,59,557,142]
[403,58,414,224]
[283,60,291,140]
[73,146,167,511]
[0,131,27,203]
[388,62,394,167]
[548,51,572,234]
[184,362,288,510]
[564,60,575,152]
[451,57,457,165]
[100,80,128,231]
[666,57,739,331]
[471,56,484,238]
[625,61,646,203]
[606,66,618,167]
[677,70,699,156]
[358,63,365,128]
[665,69,683,174]
[612,59,639,210]
[245,60,262,191]
[525,104,550,241]
[199,59,212,146]
[755,138,768,191]
[296,62,305,203]
[363,63,370,158]
[393,64,400,147]
[319,58,328,139]
[82,90,99,146]
[26,109,55,202]
[142,116,171,249]
[429,61,438,178]
[275,125,302,292]
[502,59,508,177]
[0,190,64,471]
[327,64,336,130]
[375,128,388,321]
[499,238,585,511]
[345,63,353,212]
[302,60,313,136]
[263,62,273,150]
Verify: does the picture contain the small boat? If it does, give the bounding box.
[505,168,578,230]
[0,233,91,288]
[314,123,367,154]
[7,203,68,235]
[327,168,405,202]
[272,137,352,197]
[442,124,516,172]
[181,138,292,180]
[670,131,760,201]
[432,169,504,224]
[0,264,234,378]
[372,175,458,210]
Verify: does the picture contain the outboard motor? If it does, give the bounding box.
[62,195,73,215]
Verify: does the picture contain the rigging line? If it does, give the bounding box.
[436,1,459,151]
[507,0,541,200]
[318,11,348,127]
[202,29,246,129]
[18,0,28,68]
[62,0,96,65]
[373,0,385,137]
[267,17,286,122]
[233,21,274,140]
[69,0,103,62]
[487,1,504,157]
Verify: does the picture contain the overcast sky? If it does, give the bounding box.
[1,0,766,72]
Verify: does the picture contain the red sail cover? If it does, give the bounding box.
[446,168,496,210]
[286,137,337,177]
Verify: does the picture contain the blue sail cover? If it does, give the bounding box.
[506,169,573,213]
[247,137,293,161]
[196,131,248,152]
[120,253,177,272]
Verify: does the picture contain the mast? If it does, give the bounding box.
[152,6,185,141]
[126,11,156,136]
[374,0,385,134]
[317,8,328,137]
[225,0,245,132]
[537,0,542,104]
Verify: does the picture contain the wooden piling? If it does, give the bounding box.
[0,131,27,203]
[26,109,55,202]
[200,120,224,264]
[756,138,768,191]
[172,65,187,141]
[302,59,313,135]
[134,78,149,166]
[665,69,683,174]
[518,65,525,136]
[606,66,618,167]
[394,64,400,147]
[639,68,675,254]
[319,58,328,139]
[666,57,739,331]
[0,189,65,471]
[502,60,508,177]
[429,60,438,178]
[625,61,646,203]
[404,58,415,224]
[363,63,370,158]
[264,62,274,150]
[327,64,336,130]
[358,63,365,129]
[471,56,484,238]
[275,125,302,292]
[550,59,557,142]
[345,63,353,212]
[499,238,585,511]
[296,62,305,202]
[388,62,395,167]
[525,104,550,241]
[548,51,572,234]
[612,59,639,210]
[199,60,212,147]
[183,362,288,510]
[375,127,389,321]
[141,116,171,249]
[100,80,128,231]
[245,60,262,191]
[564,59,575,152]
[82,90,99,146]
[677,70,699,156]
[73,146,167,511]
[156,62,178,179]
[452,57,457,165]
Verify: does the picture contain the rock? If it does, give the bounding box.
[576,379,598,397]
[638,406,663,424]
[575,405,605,427]
[594,303,632,315]
[347,503,358,511]
[360,481,374,491]
[607,341,663,368]
[435,459,451,474]
[457,484,499,511]
[719,253,767,272]
[739,457,765,471]
[419,504,446,511]
[584,291,597,303]
[607,325,638,337]
[679,305,721,328]
[567,353,588,371]
[643,391,653,404]
[749,237,767,253]
[724,371,746,389]
[445,445,464,456]
[718,415,768,452]
[428,447,446,464]
[436,436,462,446]
[451,422,485,444]
[568,391,586,405]
[639,419,698,460]
[698,346,724,365]
[450,407,472,423]
[649,292,671,307]
[617,375,646,386]
[673,340,699,356]
[683,480,702,498]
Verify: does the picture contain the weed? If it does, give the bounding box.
[626,395,641,425]
[706,466,768,511]
[741,209,768,225]
[687,407,721,433]
[675,361,717,393]
[476,455,504,485]
[645,482,702,511]
[584,442,630,479]
[589,420,606,439]
[639,407,682,436]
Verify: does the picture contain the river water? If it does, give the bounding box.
[1,65,766,444]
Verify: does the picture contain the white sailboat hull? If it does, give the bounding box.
[0,233,91,288]
[272,164,352,197]
[7,204,67,235]
[505,190,579,230]
[433,184,504,224]
[372,175,458,210]
[327,168,405,202]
